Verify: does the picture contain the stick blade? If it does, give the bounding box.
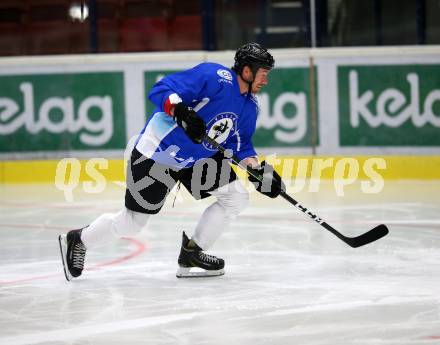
[347,224,389,248]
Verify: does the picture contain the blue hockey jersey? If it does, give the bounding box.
[135,62,259,169]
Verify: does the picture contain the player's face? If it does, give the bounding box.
[252,68,270,93]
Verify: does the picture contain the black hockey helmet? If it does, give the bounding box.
[233,42,275,74]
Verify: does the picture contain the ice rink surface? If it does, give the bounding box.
[0,180,439,345]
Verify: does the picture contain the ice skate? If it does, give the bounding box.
[176,231,225,278]
[58,229,86,281]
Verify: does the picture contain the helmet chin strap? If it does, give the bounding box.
[247,78,253,94]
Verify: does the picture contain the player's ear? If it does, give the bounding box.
[242,65,252,80]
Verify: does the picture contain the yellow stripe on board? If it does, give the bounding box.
[0,156,439,184]
[0,159,125,184]
[268,155,440,180]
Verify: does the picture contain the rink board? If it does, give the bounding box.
[1,47,440,183]
[1,46,440,160]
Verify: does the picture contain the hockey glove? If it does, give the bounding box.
[248,161,285,198]
[173,103,206,144]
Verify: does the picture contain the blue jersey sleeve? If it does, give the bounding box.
[227,134,257,162]
[148,63,219,111]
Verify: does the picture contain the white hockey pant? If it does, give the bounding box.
[192,180,249,249]
[81,180,249,250]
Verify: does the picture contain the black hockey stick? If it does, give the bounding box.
[204,135,389,248]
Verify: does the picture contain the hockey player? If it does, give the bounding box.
[58,42,285,280]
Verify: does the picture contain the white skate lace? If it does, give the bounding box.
[72,242,86,269]
[198,252,219,264]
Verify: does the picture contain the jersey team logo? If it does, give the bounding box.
[204,112,238,151]
[217,69,233,81]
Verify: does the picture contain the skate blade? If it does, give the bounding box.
[58,234,72,282]
[176,266,225,278]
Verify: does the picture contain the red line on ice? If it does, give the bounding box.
[425,335,440,340]
[86,237,147,270]
[0,237,147,285]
